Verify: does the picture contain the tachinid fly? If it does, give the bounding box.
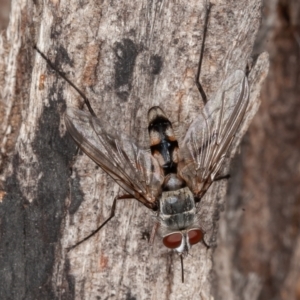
[65,69,249,281]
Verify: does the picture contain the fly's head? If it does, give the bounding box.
[158,186,204,255]
[162,227,204,255]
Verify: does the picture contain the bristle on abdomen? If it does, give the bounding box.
[148,106,179,175]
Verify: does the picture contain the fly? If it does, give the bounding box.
[64,70,249,253]
[35,2,250,283]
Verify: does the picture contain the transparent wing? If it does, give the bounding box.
[178,70,249,197]
[65,108,164,210]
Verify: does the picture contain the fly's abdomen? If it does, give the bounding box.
[148,106,179,175]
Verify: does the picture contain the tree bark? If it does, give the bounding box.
[0,0,268,299]
[213,1,300,300]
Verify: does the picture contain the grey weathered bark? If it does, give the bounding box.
[213,1,300,300]
[0,0,268,299]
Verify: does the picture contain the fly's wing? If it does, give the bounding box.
[65,108,164,210]
[178,70,249,197]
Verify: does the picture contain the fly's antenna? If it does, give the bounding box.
[180,255,185,283]
[33,45,97,117]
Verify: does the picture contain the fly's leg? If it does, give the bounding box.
[33,45,96,117]
[34,46,97,180]
[67,194,133,251]
[214,174,230,181]
[195,2,212,104]
[180,255,185,283]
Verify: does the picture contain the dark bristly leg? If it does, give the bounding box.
[33,45,97,117]
[67,194,133,251]
[214,174,230,181]
[34,46,98,200]
[195,2,212,104]
[180,255,184,283]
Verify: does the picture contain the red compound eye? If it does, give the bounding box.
[188,229,203,245]
[163,233,182,249]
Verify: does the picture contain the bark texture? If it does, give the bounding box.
[214,1,300,300]
[0,0,268,299]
